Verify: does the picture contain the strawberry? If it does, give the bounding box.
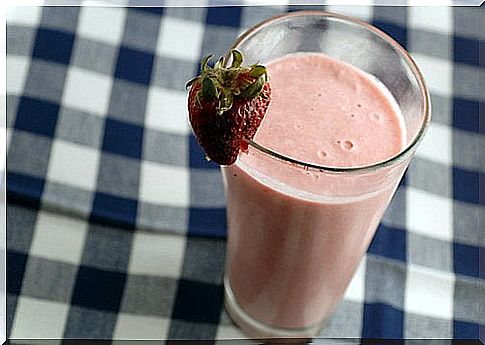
[186,49,271,165]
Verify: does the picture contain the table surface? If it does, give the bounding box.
[6,4,484,341]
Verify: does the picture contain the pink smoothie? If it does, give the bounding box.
[222,53,407,333]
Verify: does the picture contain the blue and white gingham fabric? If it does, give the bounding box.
[5,4,484,341]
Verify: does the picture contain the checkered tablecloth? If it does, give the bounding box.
[5,4,483,341]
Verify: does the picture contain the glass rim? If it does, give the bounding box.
[229,10,431,174]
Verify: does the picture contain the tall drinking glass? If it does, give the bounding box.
[221,11,430,338]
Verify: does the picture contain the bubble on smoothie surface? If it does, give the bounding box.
[371,113,381,121]
[342,140,354,150]
[293,121,304,130]
[317,149,328,159]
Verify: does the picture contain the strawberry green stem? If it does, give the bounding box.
[186,49,269,115]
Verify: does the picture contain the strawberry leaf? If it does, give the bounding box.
[240,74,266,98]
[188,51,269,114]
[249,65,267,79]
[201,77,217,100]
[231,50,243,68]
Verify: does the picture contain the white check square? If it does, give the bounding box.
[343,256,366,303]
[408,6,452,34]
[164,0,208,5]
[6,128,12,151]
[139,161,190,207]
[406,186,453,241]
[6,6,42,27]
[77,7,126,45]
[11,297,68,338]
[47,139,100,191]
[157,16,204,61]
[242,0,287,5]
[415,122,452,166]
[0,129,5,173]
[7,55,30,95]
[216,324,246,340]
[145,86,190,134]
[62,66,112,116]
[128,231,185,278]
[326,5,373,21]
[30,210,88,265]
[411,53,452,97]
[113,313,170,339]
[405,264,454,319]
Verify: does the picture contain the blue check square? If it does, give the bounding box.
[7,251,28,295]
[368,224,406,262]
[71,266,127,312]
[206,6,242,27]
[363,303,404,338]
[453,167,480,205]
[454,242,479,278]
[171,279,223,323]
[7,172,45,208]
[454,320,479,339]
[454,35,480,66]
[32,28,75,65]
[14,97,59,138]
[102,118,143,159]
[91,192,138,229]
[189,207,227,237]
[115,46,154,85]
[132,6,164,15]
[453,98,479,133]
